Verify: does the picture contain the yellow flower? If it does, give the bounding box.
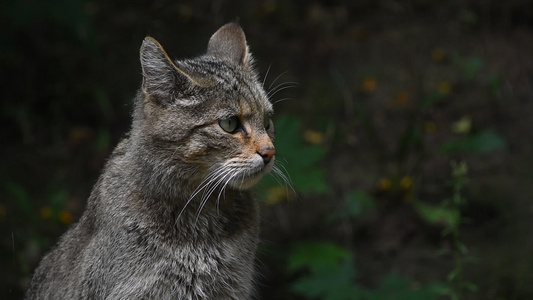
[304,130,325,144]
[451,116,472,134]
[438,81,452,95]
[400,176,413,190]
[265,186,288,205]
[59,210,73,225]
[40,206,53,219]
[377,177,391,191]
[361,77,377,94]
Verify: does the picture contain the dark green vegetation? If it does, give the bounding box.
[2,1,533,299]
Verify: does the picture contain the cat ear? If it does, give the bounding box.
[207,23,250,66]
[140,37,198,100]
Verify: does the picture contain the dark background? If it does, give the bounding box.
[2,0,533,299]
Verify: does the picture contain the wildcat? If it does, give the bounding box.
[26,23,276,300]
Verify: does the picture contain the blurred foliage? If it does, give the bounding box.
[285,162,477,300]
[255,114,329,204]
[256,10,514,298]
[441,130,506,154]
[340,190,375,219]
[287,242,444,300]
[3,181,34,223]
[272,115,328,194]
[416,162,477,299]
[288,242,352,274]
[3,1,533,300]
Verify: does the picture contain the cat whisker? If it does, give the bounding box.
[188,168,223,202]
[195,169,235,223]
[272,97,293,105]
[275,169,294,195]
[271,162,297,200]
[274,159,292,183]
[176,166,226,222]
[197,169,230,208]
[202,167,231,198]
[267,82,298,99]
[238,168,248,187]
[262,63,272,87]
[267,167,285,189]
[264,165,294,202]
[214,170,240,217]
[216,169,236,203]
[267,71,288,92]
[268,80,298,92]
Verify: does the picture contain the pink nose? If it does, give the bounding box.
[258,148,275,165]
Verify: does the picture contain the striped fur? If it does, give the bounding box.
[26,23,274,300]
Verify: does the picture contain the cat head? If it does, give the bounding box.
[134,23,275,191]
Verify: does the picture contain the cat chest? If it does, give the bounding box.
[146,242,255,298]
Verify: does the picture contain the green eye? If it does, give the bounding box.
[219,116,240,133]
[264,116,271,130]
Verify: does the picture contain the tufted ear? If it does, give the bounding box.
[207,23,249,66]
[140,37,198,103]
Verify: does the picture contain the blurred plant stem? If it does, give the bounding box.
[444,161,477,300]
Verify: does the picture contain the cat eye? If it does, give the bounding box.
[219,116,240,133]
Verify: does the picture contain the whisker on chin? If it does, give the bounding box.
[267,167,285,189]
[197,171,230,210]
[214,170,240,217]
[270,161,297,200]
[274,160,293,185]
[195,168,236,224]
[176,166,226,223]
[239,168,249,187]
[217,168,236,201]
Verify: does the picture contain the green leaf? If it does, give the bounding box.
[440,130,506,154]
[288,241,352,273]
[463,282,478,292]
[447,269,459,281]
[463,56,483,80]
[414,202,459,228]
[367,273,444,300]
[421,92,444,109]
[453,55,483,80]
[458,242,468,255]
[256,115,328,198]
[49,189,68,212]
[290,168,328,193]
[343,190,375,218]
[291,260,362,300]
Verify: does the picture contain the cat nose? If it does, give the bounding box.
[258,148,275,165]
